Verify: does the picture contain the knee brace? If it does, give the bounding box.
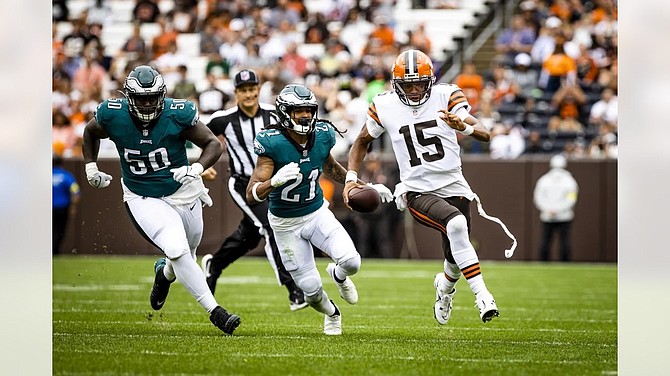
[338,253,361,276]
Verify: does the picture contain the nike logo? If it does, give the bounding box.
[190,202,197,211]
[157,300,165,306]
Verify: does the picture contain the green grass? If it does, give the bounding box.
[53,256,617,375]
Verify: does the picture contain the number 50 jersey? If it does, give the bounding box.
[366,84,472,192]
[94,97,198,197]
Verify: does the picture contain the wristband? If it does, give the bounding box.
[459,124,475,136]
[252,182,265,202]
[85,162,99,175]
[345,170,358,183]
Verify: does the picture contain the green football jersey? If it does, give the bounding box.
[254,122,336,218]
[94,97,199,197]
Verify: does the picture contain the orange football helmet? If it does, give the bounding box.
[391,49,436,107]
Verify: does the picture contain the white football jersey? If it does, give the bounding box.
[366,84,474,195]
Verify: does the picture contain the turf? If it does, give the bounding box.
[53,256,617,375]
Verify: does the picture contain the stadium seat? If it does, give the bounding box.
[177,33,201,57]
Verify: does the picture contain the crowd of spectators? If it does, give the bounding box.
[52,0,617,161]
[472,0,618,159]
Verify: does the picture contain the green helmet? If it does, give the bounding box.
[123,65,166,122]
[275,84,318,135]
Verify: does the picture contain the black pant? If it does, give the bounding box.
[53,207,69,255]
[406,192,472,264]
[539,221,572,261]
[209,176,295,287]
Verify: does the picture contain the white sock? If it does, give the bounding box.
[442,259,461,293]
[170,255,219,313]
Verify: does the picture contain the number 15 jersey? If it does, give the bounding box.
[366,83,473,194]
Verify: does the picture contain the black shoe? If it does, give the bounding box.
[288,289,308,311]
[150,258,173,311]
[209,306,241,335]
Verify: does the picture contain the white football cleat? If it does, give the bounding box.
[475,291,499,323]
[433,272,456,325]
[324,302,342,335]
[326,263,358,304]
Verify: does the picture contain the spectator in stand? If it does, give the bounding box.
[198,74,231,115]
[589,87,618,129]
[86,0,114,26]
[53,109,77,158]
[597,56,617,93]
[485,61,519,106]
[52,154,81,255]
[533,154,578,262]
[547,83,586,133]
[408,22,432,57]
[304,12,330,44]
[133,0,161,23]
[53,0,69,22]
[267,0,301,29]
[494,14,536,67]
[151,41,189,93]
[200,16,223,55]
[539,38,577,94]
[369,15,396,54]
[151,16,179,60]
[279,42,310,83]
[206,51,231,80]
[489,123,525,160]
[523,130,544,154]
[510,52,539,103]
[71,42,109,101]
[219,18,248,71]
[168,0,199,33]
[171,65,198,100]
[519,0,544,35]
[454,62,484,113]
[530,16,563,65]
[62,18,100,61]
[574,44,599,88]
[338,7,375,61]
[120,22,148,62]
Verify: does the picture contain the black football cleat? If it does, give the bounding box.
[150,258,173,311]
[210,306,241,335]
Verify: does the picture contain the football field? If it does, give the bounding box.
[53,256,617,375]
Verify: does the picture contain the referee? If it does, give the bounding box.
[201,69,307,311]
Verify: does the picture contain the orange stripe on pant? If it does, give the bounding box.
[408,207,447,235]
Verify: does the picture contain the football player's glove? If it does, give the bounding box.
[271,162,300,187]
[367,183,394,203]
[85,162,113,189]
[170,163,204,185]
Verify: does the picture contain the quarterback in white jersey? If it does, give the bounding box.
[346,49,516,326]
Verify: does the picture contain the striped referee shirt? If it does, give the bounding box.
[207,103,277,178]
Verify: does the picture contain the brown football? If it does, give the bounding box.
[347,185,381,213]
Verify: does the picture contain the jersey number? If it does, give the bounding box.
[124,147,171,175]
[399,120,445,167]
[280,169,319,202]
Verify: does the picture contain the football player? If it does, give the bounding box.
[81,65,241,335]
[245,83,393,335]
[345,49,517,325]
